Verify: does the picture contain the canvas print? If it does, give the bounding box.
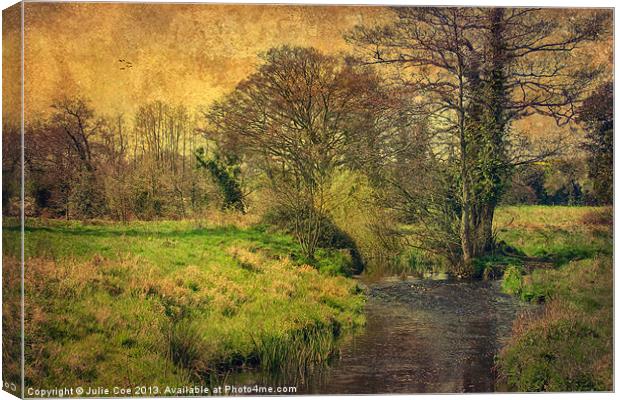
[1,2,614,397]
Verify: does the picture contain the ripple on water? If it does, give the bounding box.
[301,277,523,394]
[221,276,524,394]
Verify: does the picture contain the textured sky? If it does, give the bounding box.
[18,3,388,120]
[3,3,612,140]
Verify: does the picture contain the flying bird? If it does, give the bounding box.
[118,59,134,70]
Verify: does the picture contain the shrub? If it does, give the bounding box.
[262,205,364,275]
[501,265,523,296]
[498,258,612,391]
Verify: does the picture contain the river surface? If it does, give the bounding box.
[302,275,522,394]
[228,275,522,394]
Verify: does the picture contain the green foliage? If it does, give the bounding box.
[495,206,612,391]
[326,171,405,276]
[500,265,524,296]
[255,321,342,374]
[195,147,245,213]
[402,250,437,275]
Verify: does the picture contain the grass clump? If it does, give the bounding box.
[495,206,612,391]
[498,258,612,391]
[500,265,524,296]
[12,218,365,388]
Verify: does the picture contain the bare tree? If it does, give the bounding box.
[205,46,389,259]
[133,101,195,217]
[51,96,103,173]
[578,81,613,205]
[347,7,610,272]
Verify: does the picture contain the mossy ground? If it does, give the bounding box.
[3,217,364,389]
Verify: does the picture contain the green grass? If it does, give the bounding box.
[4,217,365,388]
[494,206,613,391]
[4,206,613,391]
[494,205,612,265]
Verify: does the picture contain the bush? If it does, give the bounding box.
[262,205,364,275]
[498,258,612,391]
[326,171,404,276]
[67,169,107,219]
[501,265,523,296]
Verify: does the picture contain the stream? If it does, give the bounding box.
[302,275,522,394]
[227,274,523,394]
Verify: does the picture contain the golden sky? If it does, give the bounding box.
[3,3,21,124]
[17,3,388,121]
[2,2,612,142]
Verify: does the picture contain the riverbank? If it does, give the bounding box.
[213,274,523,394]
[494,206,613,391]
[3,218,365,388]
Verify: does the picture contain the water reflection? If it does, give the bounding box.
[304,276,520,394]
[223,276,521,394]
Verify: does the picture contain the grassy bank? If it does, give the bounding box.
[494,206,613,391]
[3,217,365,388]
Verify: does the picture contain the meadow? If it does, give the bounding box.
[3,215,364,388]
[2,205,613,391]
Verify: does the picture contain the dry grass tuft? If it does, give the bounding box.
[580,207,613,226]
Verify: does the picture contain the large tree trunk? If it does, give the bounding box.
[461,200,496,275]
[458,8,506,268]
[471,201,496,256]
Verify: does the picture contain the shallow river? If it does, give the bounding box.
[301,276,522,394]
[228,275,522,394]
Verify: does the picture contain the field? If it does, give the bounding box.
[1,205,613,392]
[3,216,364,388]
[494,206,613,391]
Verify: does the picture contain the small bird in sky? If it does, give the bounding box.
[118,59,133,70]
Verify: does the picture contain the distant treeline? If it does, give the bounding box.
[2,92,609,221]
[3,99,214,220]
[505,81,613,207]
